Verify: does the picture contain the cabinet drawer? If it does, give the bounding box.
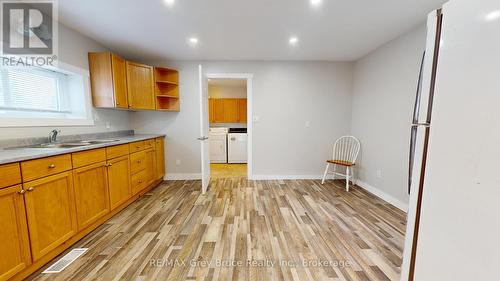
[0,163,22,189]
[144,139,155,150]
[21,154,72,182]
[131,169,149,195]
[72,148,106,168]
[129,141,145,153]
[106,144,129,159]
[130,151,147,174]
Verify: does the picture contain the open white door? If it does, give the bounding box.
[198,65,210,193]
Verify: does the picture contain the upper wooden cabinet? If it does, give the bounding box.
[0,185,31,281]
[89,52,179,112]
[154,67,180,111]
[209,98,247,123]
[88,52,129,109]
[126,61,155,110]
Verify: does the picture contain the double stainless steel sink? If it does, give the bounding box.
[7,139,119,150]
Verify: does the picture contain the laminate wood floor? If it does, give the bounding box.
[211,164,247,178]
[27,179,407,281]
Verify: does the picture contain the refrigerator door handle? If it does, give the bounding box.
[408,52,426,194]
[412,52,426,124]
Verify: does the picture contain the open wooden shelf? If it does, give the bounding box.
[154,67,179,111]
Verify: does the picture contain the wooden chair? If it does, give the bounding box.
[322,136,360,191]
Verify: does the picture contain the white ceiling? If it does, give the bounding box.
[58,0,447,62]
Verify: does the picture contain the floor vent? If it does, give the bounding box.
[42,248,88,274]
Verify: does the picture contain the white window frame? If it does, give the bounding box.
[0,61,94,127]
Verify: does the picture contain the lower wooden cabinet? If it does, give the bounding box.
[73,162,110,230]
[107,155,132,210]
[23,171,77,261]
[3,137,165,280]
[0,185,31,281]
[145,148,156,186]
[155,137,165,180]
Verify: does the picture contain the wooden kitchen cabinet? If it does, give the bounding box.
[107,155,132,210]
[23,171,77,261]
[126,61,155,110]
[238,99,247,123]
[88,52,129,109]
[145,148,156,186]
[0,185,31,281]
[73,162,110,230]
[209,98,247,123]
[155,137,165,180]
[209,98,215,123]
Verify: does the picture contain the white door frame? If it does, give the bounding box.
[205,73,254,179]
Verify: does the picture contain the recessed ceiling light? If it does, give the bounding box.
[289,37,298,45]
[485,10,500,21]
[164,0,174,6]
[188,37,198,46]
[310,0,322,6]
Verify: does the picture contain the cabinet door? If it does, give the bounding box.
[222,99,239,123]
[0,185,31,281]
[73,162,110,230]
[209,98,215,123]
[155,138,165,180]
[126,61,155,110]
[107,155,132,210]
[213,99,225,123]
[24,171,77,261]
[111,54,128,108]
[238,99,247,123]
[145,148,157,186]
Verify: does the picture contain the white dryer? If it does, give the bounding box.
[228,128,247,164]
[209,127,228,163]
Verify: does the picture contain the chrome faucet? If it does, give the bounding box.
[48,129,61,143]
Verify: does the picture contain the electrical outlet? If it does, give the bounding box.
[105,121,111,129]
[376,170,383,178]
[176,159,181,166]
[253,116,260,122]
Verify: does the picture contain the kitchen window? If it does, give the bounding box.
[0,62,93,127]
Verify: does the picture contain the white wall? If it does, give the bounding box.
[350,25,426,206]
[208,84,247,98]
[0,23,131,140]
[131,61,353,178]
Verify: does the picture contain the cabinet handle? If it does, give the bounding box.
[105,163,113,167]
[136,146,141,149]
[137,160,141,163]
[48,164,56,168]
[27,187,35,192]
[18,189,26,194]
[138,180,143,184]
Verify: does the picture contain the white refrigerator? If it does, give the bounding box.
[401,0,500,280]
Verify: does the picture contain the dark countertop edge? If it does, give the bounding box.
[0,134,166,165]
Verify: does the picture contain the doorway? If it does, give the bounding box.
[206,76,252,179]
[198,68,253,193]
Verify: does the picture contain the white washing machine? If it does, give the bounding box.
[228,128,247,164]
[209,127,228,163]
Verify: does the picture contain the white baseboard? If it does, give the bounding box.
[165,173,201,180]
[356,180,408,212]
[251,174,334,180]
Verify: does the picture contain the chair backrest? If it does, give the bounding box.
[333,136,360,164]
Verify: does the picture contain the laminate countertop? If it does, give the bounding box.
[0,134,165,165]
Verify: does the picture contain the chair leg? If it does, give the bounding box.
[346,166,350,192]
[351,167,356,186]
[321,163,330,184]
